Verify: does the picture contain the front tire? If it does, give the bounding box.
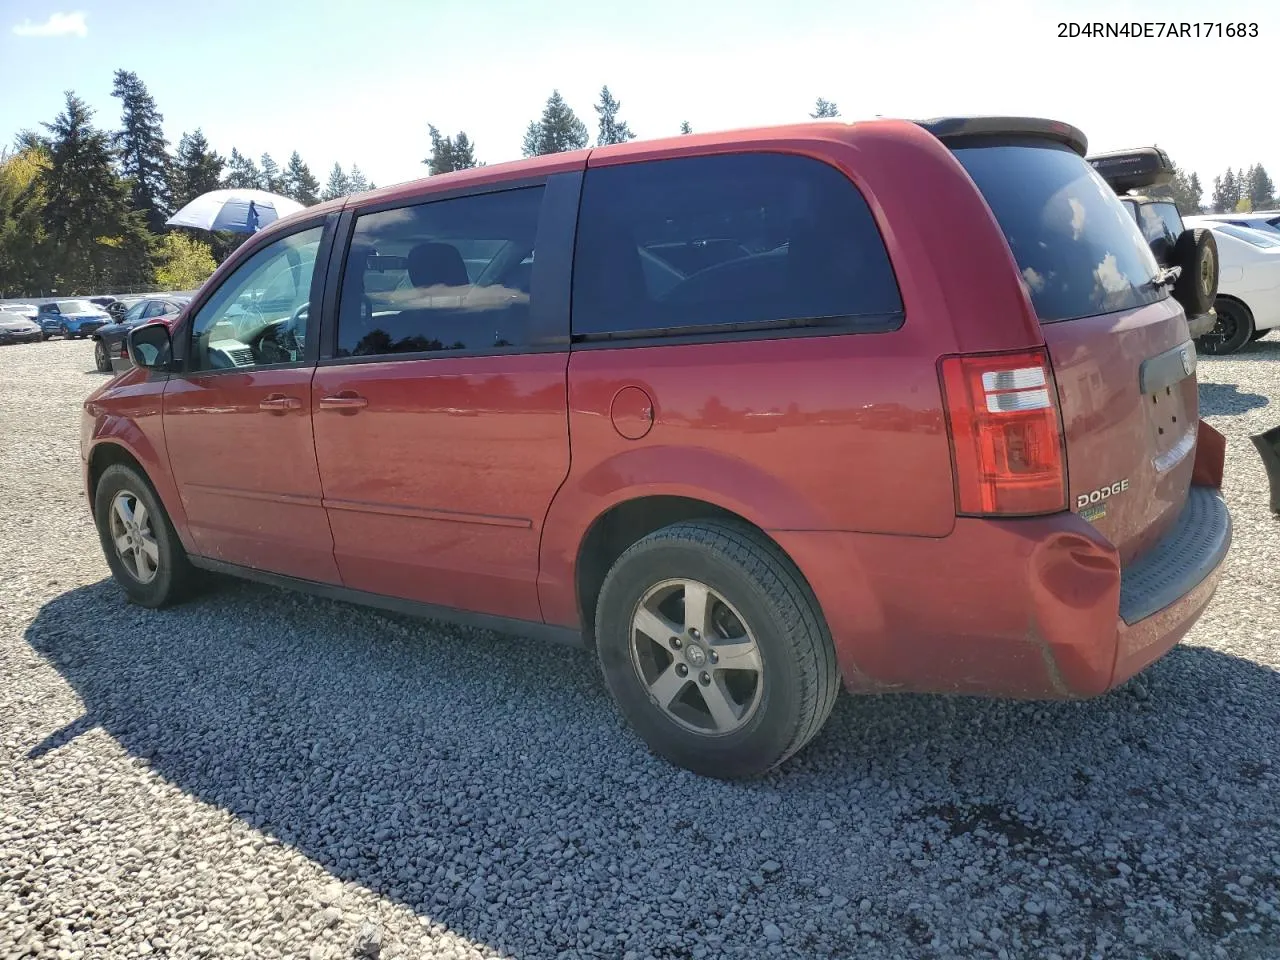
[94,464,195,608]
[93,339,112,372]
[595,520,839,779]
[1198,298,1254,355]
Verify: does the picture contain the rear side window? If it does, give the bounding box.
[335,187,543,357]
[571,152,902,339]
[1137,202,1182,247]
[953,142,1165,323]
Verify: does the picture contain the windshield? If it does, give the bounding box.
[1215,223,1280,248]
[952,141,1165,323]
[56,300,96,313]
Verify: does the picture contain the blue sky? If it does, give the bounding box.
[2,0,1276,194]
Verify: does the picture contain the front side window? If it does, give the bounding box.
[188,225,323,371]
[335,187,544,358]
[124,301,149,323]
[571,152,903,338]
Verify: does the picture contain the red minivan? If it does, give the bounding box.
[83,117,1231,778]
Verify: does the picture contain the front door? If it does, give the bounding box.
[311,184,572,621]
[163,222,340,584]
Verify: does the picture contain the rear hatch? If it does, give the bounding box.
[950,138,1197,564]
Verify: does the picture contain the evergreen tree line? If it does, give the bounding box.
[423,90,841,173]
[0,70,378,297]
[1162,160,1274,216]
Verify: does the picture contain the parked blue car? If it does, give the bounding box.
[35,300,112,338]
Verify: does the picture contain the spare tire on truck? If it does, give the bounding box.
[1171,227,1218,318]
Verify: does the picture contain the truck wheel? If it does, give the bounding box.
[94,463,196,608]
[1197,298,1253,355]
[1172,228,1218,318]
[594,520,839,779]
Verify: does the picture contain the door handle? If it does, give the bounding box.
[319,391,368,411]
[259,394,302,413]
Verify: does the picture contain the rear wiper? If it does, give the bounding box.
[1148,266,1181,289]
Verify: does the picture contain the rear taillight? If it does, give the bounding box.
[939,348,1067,516]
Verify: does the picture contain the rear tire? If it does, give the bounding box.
[94,463,196,608]
[1172,227,1219,318]
[93,339,112,372]
[595,519,839,779]
[1198,298,1253,355]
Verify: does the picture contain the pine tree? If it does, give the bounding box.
[451,132,478,170]
[1247,163,1276,210]
[37,92,153,290]
[1188,173,1204,213]
[110,69,171,232]
[679,121,692,135]
[521,90,589,157]
[1213,168,1240,213]
[347,164,370,193]
[594,85,636,146]
[809,97,840,119]
[170,129,224,208]
[1169,165,1203,215]
[321,162,350,201]
[13,129,49,153]
[282,151,320,205]
[259,152,283,193]
[426,125,454,174]
[425,125,481,174]
[224,148,262,189]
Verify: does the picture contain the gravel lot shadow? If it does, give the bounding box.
[23,577,1280,958]
[1198,382,1270,416]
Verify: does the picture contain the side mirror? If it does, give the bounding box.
[127,321,173,371]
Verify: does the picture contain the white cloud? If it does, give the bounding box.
[12,12,88,38]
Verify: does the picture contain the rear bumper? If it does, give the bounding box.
[1187,311,1216,339]
[774,485,1230,701]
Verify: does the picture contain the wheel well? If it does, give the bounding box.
[1215,293,1253,321]
[86,443,146,518]
[575,496,783,643]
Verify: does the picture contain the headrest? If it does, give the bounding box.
[407,242,469,288]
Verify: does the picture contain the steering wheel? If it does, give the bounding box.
[292,302,309,325]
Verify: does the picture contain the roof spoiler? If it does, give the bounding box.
[914,116,1088,157]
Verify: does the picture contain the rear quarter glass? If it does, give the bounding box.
[951,141,1167,323]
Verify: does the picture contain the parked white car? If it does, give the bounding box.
[1191,211,1280,239]
[1183,217,1280,353]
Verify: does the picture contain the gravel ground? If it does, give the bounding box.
[1,336,1279,960]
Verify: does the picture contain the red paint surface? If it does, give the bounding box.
[311,355,570,621]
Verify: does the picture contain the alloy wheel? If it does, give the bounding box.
[629,578,764,736]
[108,489,160,584]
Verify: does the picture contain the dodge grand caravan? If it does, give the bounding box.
[83,117,1232,779]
